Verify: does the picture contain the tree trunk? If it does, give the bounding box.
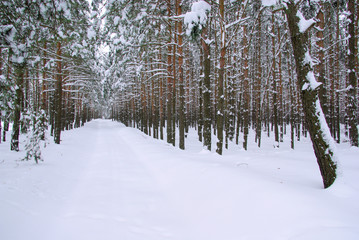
[255,7,262,148]
[42,42,47,112]
[0,47,2,144]
[285,1,337,188]
[272,13,279,145]
[347,0,359,146]
[242,11,249,151]
[315,4,329,127]
[277,25,283,143]
[198,53,203,143]
[172,18,177,147]
[159,46,164,140]
[202,27,212,151]
[54,41,63,144]
[167,1,173,146]
[177,0,185,150]
[216,0,225,155]
[11,63,25,151]
[335,0,341,143]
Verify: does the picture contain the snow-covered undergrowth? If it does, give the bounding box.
[1,119,358,240]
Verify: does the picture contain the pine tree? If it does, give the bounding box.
[284,0,337,188]
[23,110,47,163]
[216,0,225,155]
[177,0,185,150]
[347,0,358,146]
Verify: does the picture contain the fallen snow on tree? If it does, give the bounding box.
[184,0,211,36]
[296,10,316,33]
[302,71,322,91]
[261,0,278,7]
[302,51,322,91]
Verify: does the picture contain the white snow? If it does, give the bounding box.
[10,55,25,64]
[184,0,211,36]
[296,10,316,33]
[304,51,314,68]
[58,1,71,20]
[87,27,96,40]
[302,51,321,90]
[113,16,120,26]
[306,71,322,90]
[262,0,278,7]
[315,99,340,172]
[1,120,359,240]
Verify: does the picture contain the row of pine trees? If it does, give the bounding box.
[107,0,358,150]
[0,0,101,159]
[104,0,358,188]
[0,0,358,188]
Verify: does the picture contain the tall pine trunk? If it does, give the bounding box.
[11,62,25,151]
[242,12,249,150]
[335,0,341,143]
[216,0,225,155]
[255,7,262,148]
[0,47,2,144]
[285,1,337,188]
[347,0,359,146]
[166,1,174,146]
[272,13,279,145]
[54,41,62,144]
[202,27,211,151]
[315,4,329,126]
[177,0,185,150]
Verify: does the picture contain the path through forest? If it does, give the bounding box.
[45,120,188,240]
[1,120,359,240]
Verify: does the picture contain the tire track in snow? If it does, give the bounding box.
[47,120,183,240]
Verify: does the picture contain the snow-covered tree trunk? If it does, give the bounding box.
[159,48,164,141]
[285,1,337,188]
[0,47,2,144]
[198,53,204,143]
[172,16,177,147]
[277,24,284,143]
[347,0,359,147]
[216,0,225,155]
[11,62,25,151]
[202,26,212,151]
[242,11,250,151]
[255,4,262,148]
[272,12,279,145]
[54,41,63,144]
[177,0,185,150]
[315,2,328,125]
[335,1,341,143]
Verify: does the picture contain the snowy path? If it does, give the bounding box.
[47,121,185,240]
[1,120,359,240]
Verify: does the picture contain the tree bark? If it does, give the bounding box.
[198,53,203,143]
[0,47,2,144]
[255,7,262,148]
[177,0,185,150]
[272,13,279,145]
[285,1,337,188]
[315,4,329,127]
[242,11,249,151]
[216,0,225,155]
[166,1,174,146]
[54,41,63,144]
[11,62,25,151]
[347,0,358,146]
[202,27,212,151]
[335,0,341,143]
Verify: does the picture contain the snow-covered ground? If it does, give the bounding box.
[1,119,358,240]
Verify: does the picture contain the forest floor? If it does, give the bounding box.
[0,119,359,240]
